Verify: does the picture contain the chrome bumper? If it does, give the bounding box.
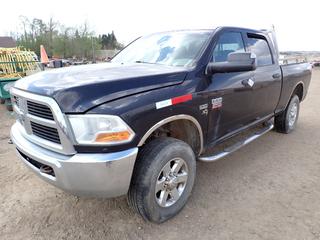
[11,122,138,198]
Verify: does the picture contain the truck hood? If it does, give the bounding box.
[14,63,188,113]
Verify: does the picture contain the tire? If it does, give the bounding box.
[128,137,196,223]
[0,98,5,104]
[275,95,300,133]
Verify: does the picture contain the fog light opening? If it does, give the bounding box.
[40,165,55,177]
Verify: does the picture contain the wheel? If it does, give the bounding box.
[128,137,196,223]
[0,98,5,104]
[5,99,13,111]
[275,95,300,133]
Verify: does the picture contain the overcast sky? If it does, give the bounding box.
[0,0,318,51]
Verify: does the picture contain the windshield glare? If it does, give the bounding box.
[112,31,211,67]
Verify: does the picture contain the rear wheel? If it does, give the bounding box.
[0,98,5,104]
[275,95,300,133]
[128,137,196,223]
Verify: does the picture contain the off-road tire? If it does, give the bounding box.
[128,137,196,223]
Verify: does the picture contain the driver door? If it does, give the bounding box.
[205,31,256,143]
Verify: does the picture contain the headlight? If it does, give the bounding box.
[68,115,135,145]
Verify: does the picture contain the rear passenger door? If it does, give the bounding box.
[243,32,282,119]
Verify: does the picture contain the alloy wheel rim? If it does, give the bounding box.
[155,158,188,208]
[289,102,298,127]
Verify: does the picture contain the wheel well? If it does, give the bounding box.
[141,119,202,155]
[293,83,303,101]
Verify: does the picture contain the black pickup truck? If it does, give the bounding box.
[10,27,312,223]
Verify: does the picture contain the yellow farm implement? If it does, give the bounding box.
[0,47,41,110]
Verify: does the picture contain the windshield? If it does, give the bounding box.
[112,31,211,67]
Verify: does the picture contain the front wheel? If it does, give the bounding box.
[128,138,196,223]
[275,95,300,133]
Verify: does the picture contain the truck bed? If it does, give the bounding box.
[276,62,312,113]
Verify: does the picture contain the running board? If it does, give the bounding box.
[198,123,274,162]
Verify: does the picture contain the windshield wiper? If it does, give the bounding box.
[134,60,157,64]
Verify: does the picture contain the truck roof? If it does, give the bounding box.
[147,27,268,36]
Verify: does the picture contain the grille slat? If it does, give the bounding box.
[32,131,60,142]
[27,101,52,108]
[32,130,61,143]
[31,124,58,134]
[27,105,53,113]
[28,111,54,120]
[27,101,54,120]
[28,110,53,115]
[31,122,61,144]
[31,127,60,140]
[28,110,54,119]
[27,104,51,109]
[27,104,52,112]
[28,109,54,118]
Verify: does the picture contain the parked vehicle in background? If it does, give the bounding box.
[313,61,320,67]
[10,27,312,223]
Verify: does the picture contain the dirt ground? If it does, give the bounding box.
[1,69,320,240]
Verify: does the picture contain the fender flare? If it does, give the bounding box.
[137,114,204,155]
[285,81,304,108]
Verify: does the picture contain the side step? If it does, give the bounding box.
[198,123,274,162]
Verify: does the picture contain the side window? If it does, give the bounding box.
[246,34,273,66]
[212,32,245,62]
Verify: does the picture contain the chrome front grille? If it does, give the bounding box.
[27,101,54,120]
[30,121,61,144]
[11,88,76,155]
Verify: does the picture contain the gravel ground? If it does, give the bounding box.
[0,69,320,240]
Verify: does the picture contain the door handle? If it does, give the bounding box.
[242,78,255,87]
[272,73,281,79]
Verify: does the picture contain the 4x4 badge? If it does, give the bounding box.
[199,103,208,115]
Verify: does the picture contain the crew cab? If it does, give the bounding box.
[10,27,312,223]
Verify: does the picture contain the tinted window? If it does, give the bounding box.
[246,35,273,66]
[212,32,245,62]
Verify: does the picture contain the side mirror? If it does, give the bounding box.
[206,52,256,75]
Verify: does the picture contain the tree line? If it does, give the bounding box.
[13,16,124,60]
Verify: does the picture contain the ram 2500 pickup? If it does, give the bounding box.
[10,27,312,223]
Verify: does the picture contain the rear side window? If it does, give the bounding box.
[246,34,273,66]
[212,32,245,62]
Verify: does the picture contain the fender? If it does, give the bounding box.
[275,81,305,115]
[137,114,204,155]
[285,81,304,107]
